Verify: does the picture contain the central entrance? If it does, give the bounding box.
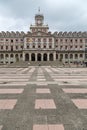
[43,53,47,61]
[31,53,35,61]
[37,53,41,61]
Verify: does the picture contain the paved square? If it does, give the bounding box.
[35,99,56,109]
[36,88,51,94]
[0,67,87,129]
[33,124,64,130]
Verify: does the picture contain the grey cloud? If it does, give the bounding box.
[0,0,87,32]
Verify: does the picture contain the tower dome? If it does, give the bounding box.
[35,8,44,26]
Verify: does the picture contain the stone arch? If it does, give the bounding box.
[10,54,14,58]
[25,53,29,61]
[49,53,53,61]
[43,53,47,61]
[56,53,58,59]
[70,54,73,59]
[75,54,78,59]
[6,54,9,58]
[1,54,4,59]
[65,54,68,59]
[37,53,41,61]
[31,53,35,61]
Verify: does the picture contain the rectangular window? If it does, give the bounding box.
[6,46,8,50]
[11,39,13,43]
[1,46,3,49]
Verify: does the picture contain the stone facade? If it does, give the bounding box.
[0,11,87,64]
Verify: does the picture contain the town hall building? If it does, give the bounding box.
[0,10,87,64]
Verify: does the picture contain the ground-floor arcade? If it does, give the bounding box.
[0,51,85,64]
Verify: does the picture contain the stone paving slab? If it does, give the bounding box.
[72,99,87,109]
[33,124,64,130]
[0,89,24,94]
[35,99,56,109]
[0,126,3,130]
[0,99,17,109]
[36,88,51,94]
[0,67,87,129]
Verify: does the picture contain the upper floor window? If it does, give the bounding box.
[21,39,23,42]
[43,38,46,43]
[75,46,77,48]
[27,46,29,49]
[1,46,3,49]
[21,46,23,49]
[75,39,78,43]
[11,46,13,51]
[80,39,83,43]
[38,45,41,48]
[11,39,13,43]
[49,38,52,42]
[65,39,67,43]
[6,46,8,50]
[38,38,41,42]
[16,46,18,50]
[33,45,35,48]
[65,46,67,49]
[60,39,63,42]
[80,54,83,57]
[85,39,87,43]
[44,45,46,48]
[16,39,18,42]
[49,45,52,48]
[70,39,73,43]
[55,39,58,43]
[60,46,63,49]
[6,39,8,42]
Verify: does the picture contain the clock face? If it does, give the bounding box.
[38,20,41,24]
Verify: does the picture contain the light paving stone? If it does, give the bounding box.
[36,83,48,86]
[33,124,64,130]
[0,89,24,94]
[36,88,51,94]
[0,126,3,130]
[35,99,56,109]
[37,79,46,81]
[63,88,87,93]
[72,99,87,109]
[0,99,17,110]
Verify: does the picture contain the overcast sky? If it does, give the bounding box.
[0,0,87,32]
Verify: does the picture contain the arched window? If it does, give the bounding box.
[70,54,73,59]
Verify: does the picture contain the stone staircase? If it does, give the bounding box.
[6,61,63,67]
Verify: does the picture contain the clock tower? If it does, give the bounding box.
[35,8,44,26]
[30,8,49,33]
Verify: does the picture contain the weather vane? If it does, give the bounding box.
[38,7,40,13]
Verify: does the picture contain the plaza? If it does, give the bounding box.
[0,66,87,130]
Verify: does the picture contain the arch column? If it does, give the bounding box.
[54,52,56,61]
[13,54,15,63]
[3,54,5,64]
[63,54,65,62]
[8,54,10,64]
[29,53,31,61]
[41,53,43,61]
[47,53,49,61]
[23,53,25,61]
[35,53,37,61]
